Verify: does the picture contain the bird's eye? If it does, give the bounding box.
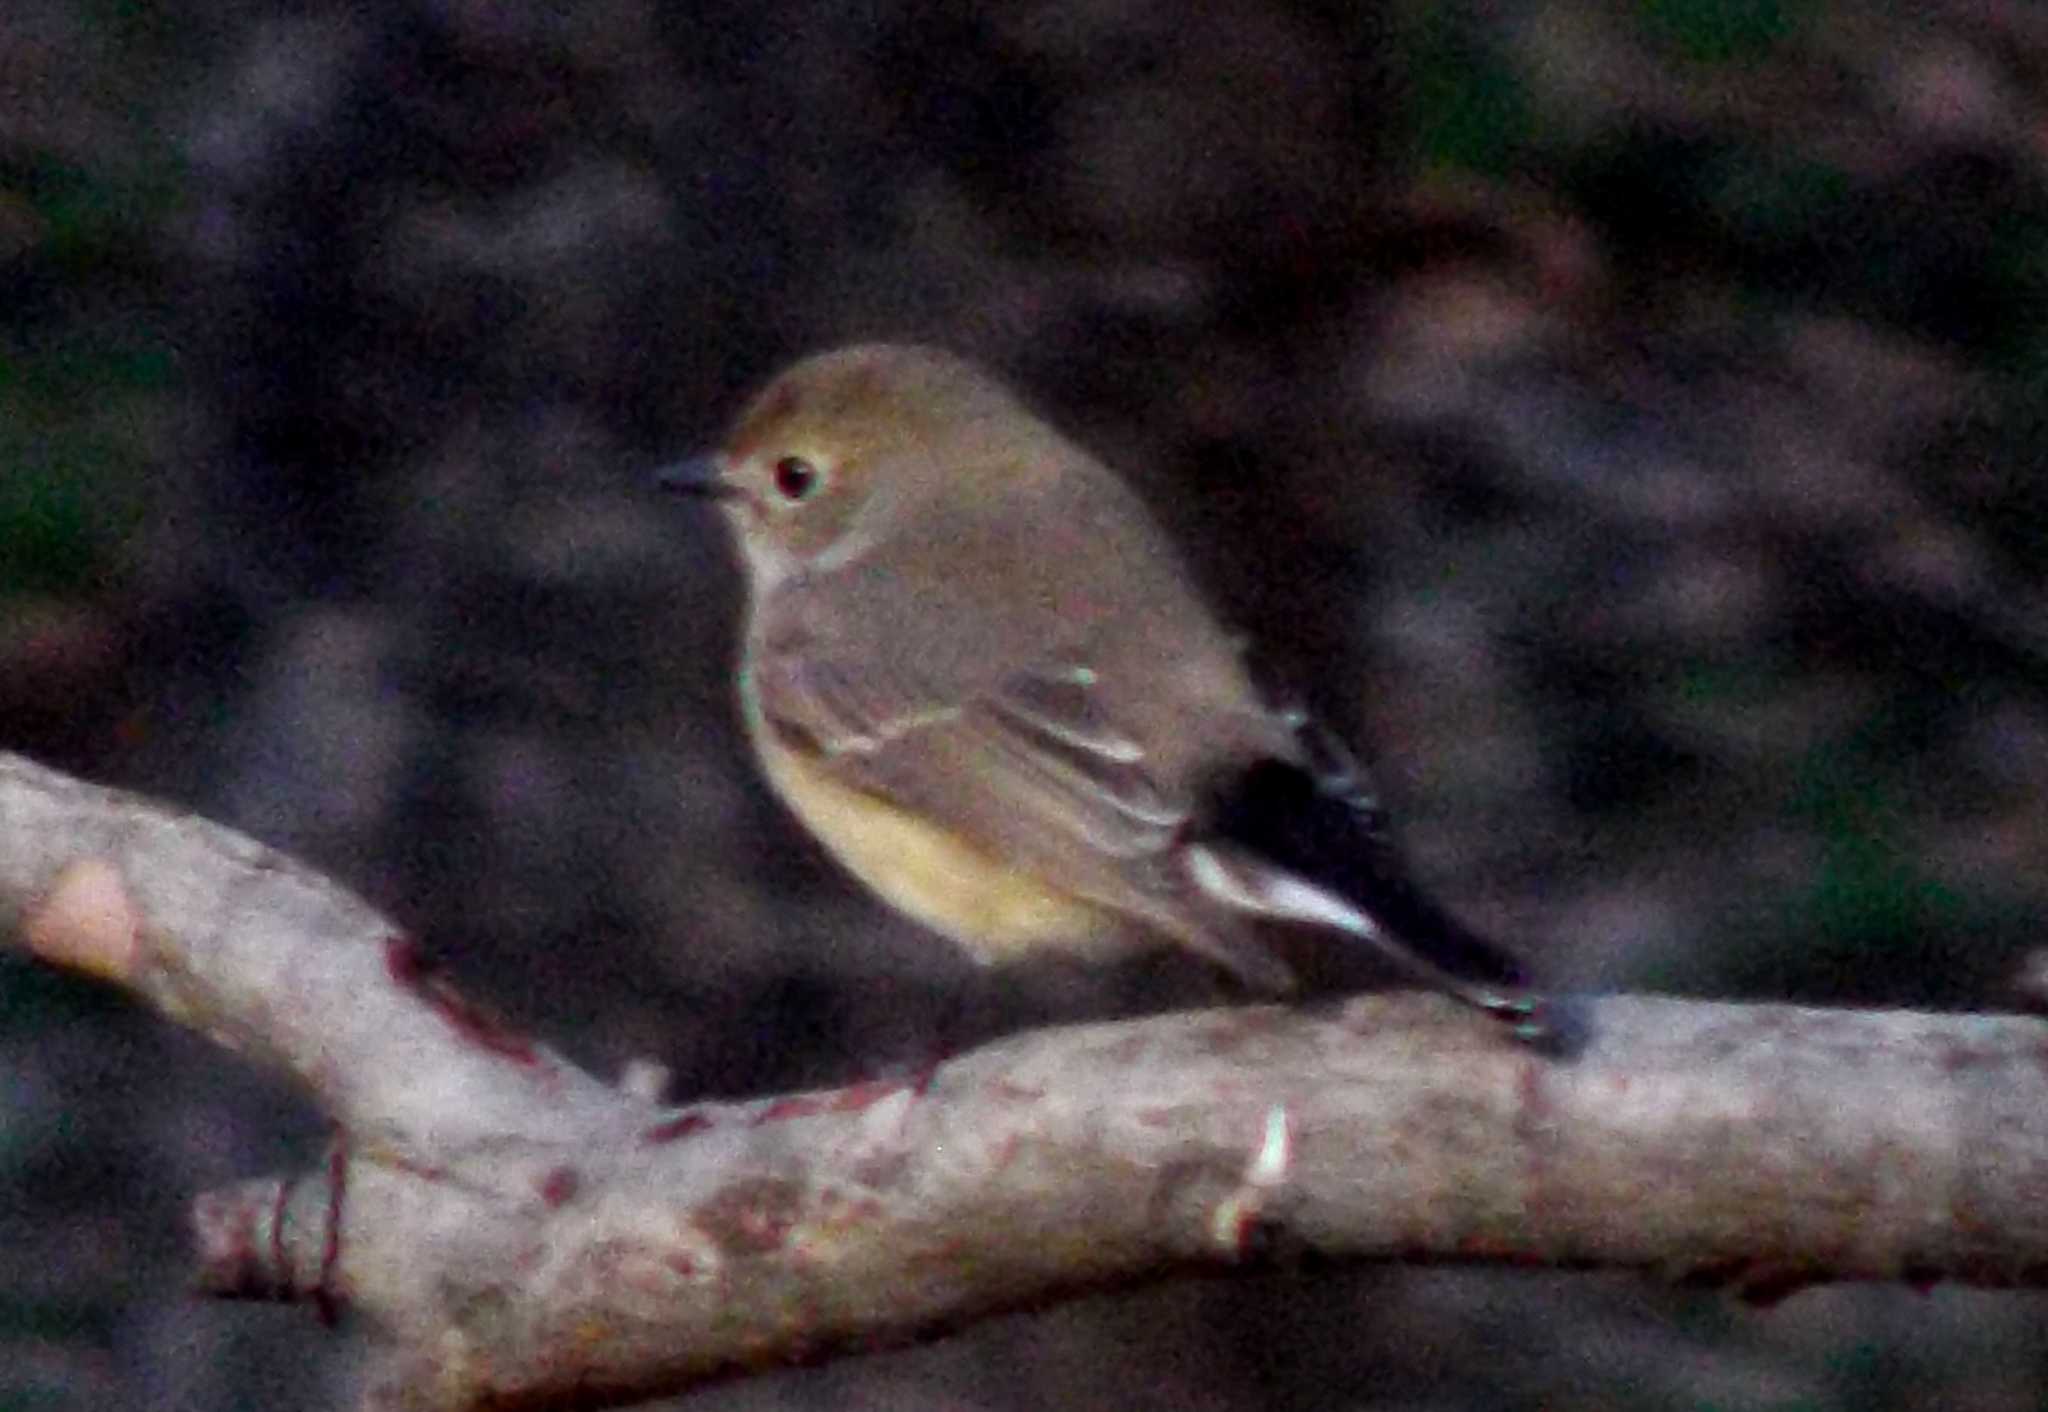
[773,456,821,502]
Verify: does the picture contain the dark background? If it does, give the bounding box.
[7,0,2048,1406]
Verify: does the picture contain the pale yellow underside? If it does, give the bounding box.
[740,683,1122,964]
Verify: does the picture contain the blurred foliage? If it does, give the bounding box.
[1404,15,1534,177]
[0,954,125,1035]
[0,151,180,594]
[1638,0,1802,65]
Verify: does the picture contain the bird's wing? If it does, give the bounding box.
[753,642,1547,1026]
[754,647,1186,863]
[753,642,1299,992]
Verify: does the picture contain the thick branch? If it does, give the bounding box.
[7,748,2048,1412]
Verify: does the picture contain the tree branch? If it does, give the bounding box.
[5,748,2047,1411]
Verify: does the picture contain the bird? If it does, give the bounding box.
[661,343,1548,1042]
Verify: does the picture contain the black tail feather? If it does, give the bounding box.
[1202,757,1530,995]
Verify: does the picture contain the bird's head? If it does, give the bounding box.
[662,343,1062,587]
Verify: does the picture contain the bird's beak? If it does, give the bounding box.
[654,453,737,500]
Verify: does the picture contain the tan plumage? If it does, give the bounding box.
[667,343,1542,1031]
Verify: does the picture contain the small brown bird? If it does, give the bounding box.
[664,343,1546,1039]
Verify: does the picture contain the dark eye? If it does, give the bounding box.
[773,456,821,501]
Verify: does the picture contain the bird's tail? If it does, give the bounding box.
[1192,724,1550,1044]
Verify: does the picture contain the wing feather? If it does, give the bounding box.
[753,648,1188,875]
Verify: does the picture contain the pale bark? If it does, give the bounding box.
[5,748,2046,1412]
